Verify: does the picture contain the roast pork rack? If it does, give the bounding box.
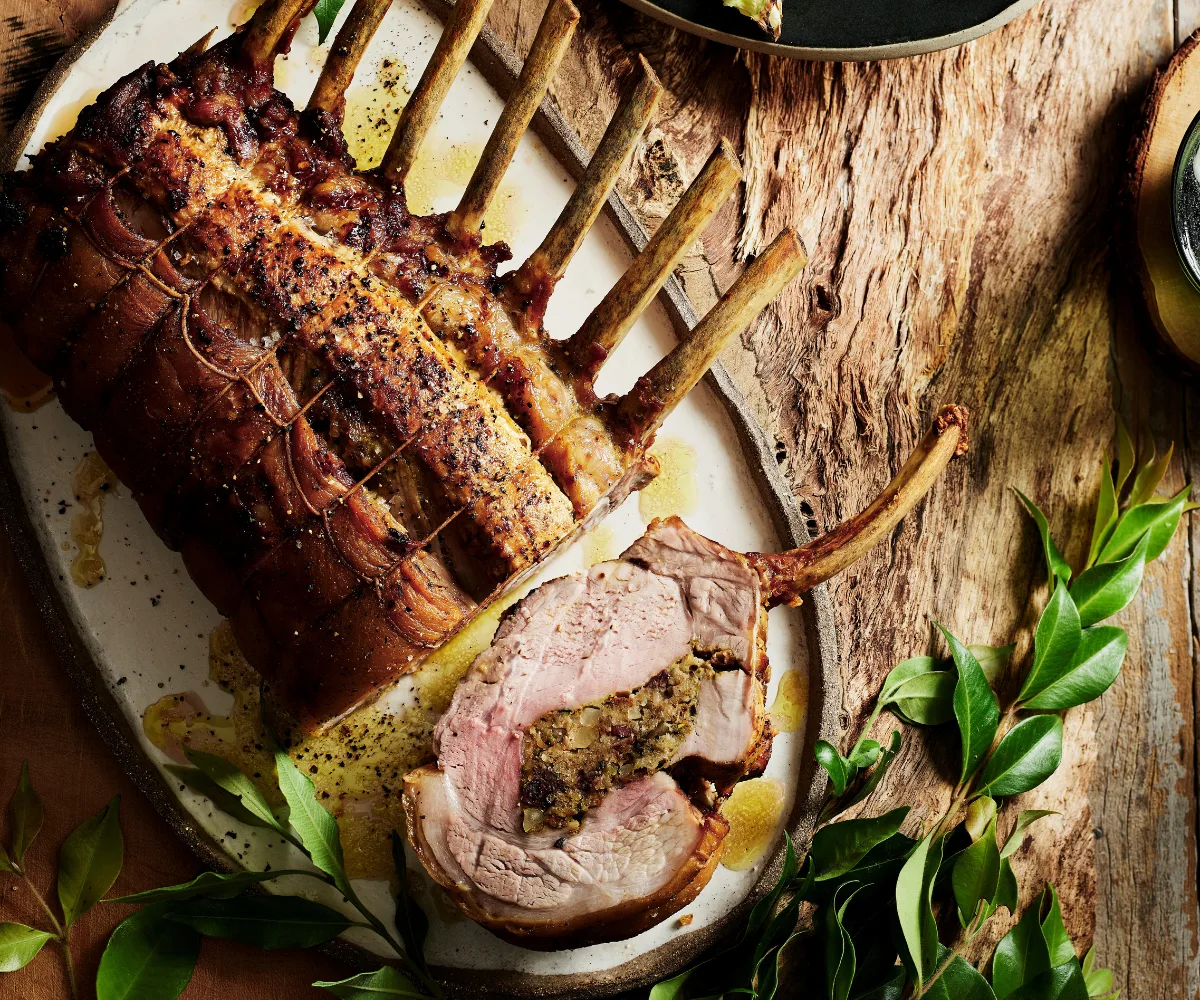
[405,407,968,947]
[0,0,807,731]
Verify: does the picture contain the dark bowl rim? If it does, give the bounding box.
[611,0,1043,62]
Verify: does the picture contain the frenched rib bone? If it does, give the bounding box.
[0,1,805,730]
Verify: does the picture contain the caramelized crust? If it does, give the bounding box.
[0,37,630,728]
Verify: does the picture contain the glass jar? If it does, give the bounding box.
[1172,108,1200,292]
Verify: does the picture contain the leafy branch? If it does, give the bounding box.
[0,761,121,999]
[102,747,441,999]
[1,748,440,999]
[652,417,1184,1000]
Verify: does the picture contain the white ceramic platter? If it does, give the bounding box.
[0,1,837,995]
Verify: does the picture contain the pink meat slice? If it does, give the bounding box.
[405,519,772,944]
[672,669,765,766]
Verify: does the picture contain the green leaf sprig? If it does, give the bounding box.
[658,416,1181,999]
[100,747,442,999]
[0,761,121,998]
[1,748,442,999]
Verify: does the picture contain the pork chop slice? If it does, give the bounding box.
[404,519,771,947]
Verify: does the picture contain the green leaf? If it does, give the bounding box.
[952,815,1001,926]
[851,967,906,1000]
[1006,962,1090,1000]
[879,657,957,725]
[9,761,43,867]
[1015,489,1072,585]
[183,749,287,837]
[942,626,1000,783]
[165,766,283,836]
[649,970,691,1000]
[1087,459,1118,569]
[976,716,1063,798]
[169,895,354,949]
[922,945,997,1000]
[886,672,958,726]
[846,929,900,1000]
[390,831,429,970]
[1114,417,1135,495]
[816,741,857,795]
[994,858,1019,913]
[848,739,883,769]
[880,657,937,703]
[993,896,1052,997]
[1000,810,1059,859]
[811,808,910,881]
[1069,535,1148,628]
[1081,948,1117,999]
[0,844,9,874]
[1040,887,1075,967]
[896,833,941,985]
[0,922,54,972]
[755,927,802,1000]
[1125,441,1172,509]
[57,795,123,928]
[970,645,1015,685]
[751,886,807,996]
[813,833,914,904]
[311,0,348,44]
[824,887,860,1000]
[314,967,427,998]
[274,750,349,894]
[1018,583,1082,705]
[746,833,800,941]
[96,904,200,1000]
[107,868,316,905]
[1021,627,1126,710]
[1097,485,1189,564]
[965,796,998,842]
[841,732,903,813]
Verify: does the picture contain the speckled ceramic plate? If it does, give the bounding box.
[0,1,837,996]
[616,0,1042,60]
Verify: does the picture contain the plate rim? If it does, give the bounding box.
[613,0,1043,61]
[0,2,839,996]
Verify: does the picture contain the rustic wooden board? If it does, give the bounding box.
[3,0,1200,996]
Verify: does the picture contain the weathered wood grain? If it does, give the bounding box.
[3,0,1200,996]
[0,0,109,130]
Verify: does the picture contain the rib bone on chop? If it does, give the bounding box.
[0,0,806,731]
[405,407,968,948]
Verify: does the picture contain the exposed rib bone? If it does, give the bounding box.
[565,139,741,375]
[242,0,313,66]
[183,27,218,58]
[379,0,496,183]
[511,56,662,294]
[749,405,970,607]
[308,0,393,118]
[615,227,806,442]
[448,0,579,240]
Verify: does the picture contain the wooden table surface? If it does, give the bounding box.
[3,0,1200,997]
